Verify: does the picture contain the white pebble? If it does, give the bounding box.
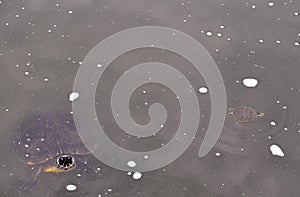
[66,184,77,191]
[132,172,142,180]
[242,78,259,88]
[198,86,208,94]
[206,31,213,36]
[270,121,276,126]
[127,160,136,168]
[69,92,79,102]
[268,2,274,7]
[270,144,284,157]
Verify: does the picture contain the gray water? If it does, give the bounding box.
[0,0,300,196]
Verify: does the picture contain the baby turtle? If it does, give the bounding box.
[13,112,93,178]
[228,106,264,123]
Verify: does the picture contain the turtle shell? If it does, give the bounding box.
[230,106,261,123]
[13,112,90,165]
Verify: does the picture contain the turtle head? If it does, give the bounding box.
[43,155,76,173]
[257,112,264,117]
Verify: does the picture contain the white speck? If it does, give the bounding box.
[48,29,52,33]
[282,106,287,109]
[127,172,132,175]
[16,14,19,18]
[259,39,264,43]
[108,188,112,192]
[68,10,73,14]
[24,144,29,148]
[276,100,280,104]
[77,173,81,177]
[143,155,149,159]
[268,2,274,7]
[96,64,102,68]
[25,154,29,157]
[270,121,276,126]
[66,184,77,191]
[142,90,147,94]
[216,152,221,156]
[24,71,30,76]
[267,135,272,139]
[41,138,45,141]
[220,25,225,29]
[276,40,281,44]
[206,31,213,37]
[132,172,142,180]
[44,78,49,82]
[298,33,300,37]
[227,38,231,41]
[127,160,136,168]
[251,5,256,9]
[198,86,208,94]
[295,42,299,46]
[242,78,259,88]
[5,108,9,112]
[69,92,79,102]
[284,127,288,131]
[294,12,299,16]
[270,144,284,157]
[217,32,222,37]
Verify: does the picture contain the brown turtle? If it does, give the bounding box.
[12,112,93,180]
[228,106,264,123]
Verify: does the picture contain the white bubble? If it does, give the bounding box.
[220,25,225,29]
[127,172,132,175]
[127,160,136,168]
[69,92,79,102]
[24,71,30,76]
[294,12,299,16]
[44,78,49,82]
[268,2,274,7]
[295,42,299,46]
[143,155,149,159]
[251,5,256,9]
[217,32,222,37]
[132,172,142,180]
[276,40,281,44]
[198,86,208,94]
[206,31,213,36]
[216,152,221,156]
[4,108,9,112]
[270,144,284,157]
[96,64,102,68]
[270,121,276,126]
[68,10,73,14]
[259,39,264,43]
[242,78,259,88]
[66,184,77,191]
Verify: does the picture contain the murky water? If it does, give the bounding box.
[1,0,300,196]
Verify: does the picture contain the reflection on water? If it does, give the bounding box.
[1,0,300,196]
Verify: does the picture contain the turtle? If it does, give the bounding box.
[12,112,94,180]
[228,106,264,123]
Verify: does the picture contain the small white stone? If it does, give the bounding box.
[132,172,142,180]
[206,31,213,36]
[198,86,208,94]
[242,78,259,88]
[270,144,284,157]
[66,184,77,191]
[127,160,136,168]
[69,92,79,102]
